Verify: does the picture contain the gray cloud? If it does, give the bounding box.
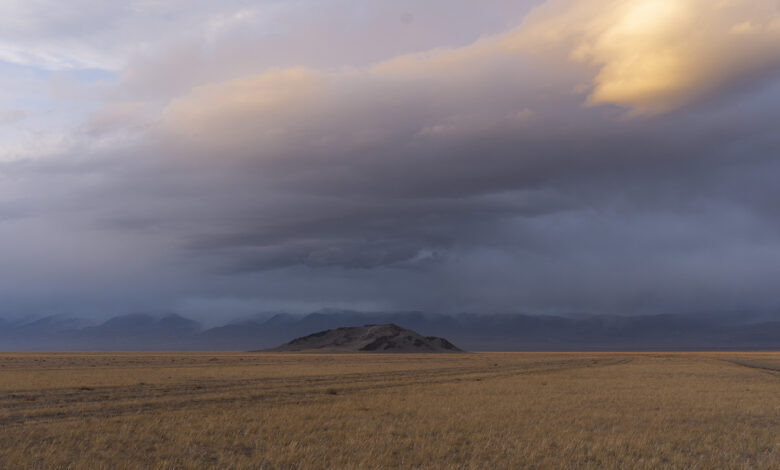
[1,0,780,319]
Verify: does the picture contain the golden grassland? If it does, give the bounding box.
[0,351,778,469]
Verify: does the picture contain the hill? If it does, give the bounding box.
[267,324,462,353]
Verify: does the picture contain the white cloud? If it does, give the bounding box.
[0,109,26,126]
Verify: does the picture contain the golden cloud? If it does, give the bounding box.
[163,0,780,148]
[519,0,780,114]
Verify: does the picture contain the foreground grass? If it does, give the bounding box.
[0,352,778,469]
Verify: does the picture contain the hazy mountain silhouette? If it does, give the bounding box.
[76,314,202,349]
[0,313,201,350]
[1,311,779,351]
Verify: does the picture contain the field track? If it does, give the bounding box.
[0,352,777,469]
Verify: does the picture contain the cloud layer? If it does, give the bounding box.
[1,0,780,320]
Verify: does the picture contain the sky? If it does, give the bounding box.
[1,0,780,323]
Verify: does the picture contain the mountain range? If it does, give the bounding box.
[0,311,778,351]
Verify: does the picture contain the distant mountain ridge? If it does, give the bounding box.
[268,324,461,353]
[0,314,202,350]
[0,311,779,351]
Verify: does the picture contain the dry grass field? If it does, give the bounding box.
[0,352,778,469]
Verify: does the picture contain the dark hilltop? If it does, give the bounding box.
[267,324,462,353]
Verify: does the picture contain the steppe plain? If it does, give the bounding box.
[0,351,778,469]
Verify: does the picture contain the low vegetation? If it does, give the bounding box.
[0,352,778,469]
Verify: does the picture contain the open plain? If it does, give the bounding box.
[0,352,778,469]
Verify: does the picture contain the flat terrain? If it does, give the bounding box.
[0,352,778,469]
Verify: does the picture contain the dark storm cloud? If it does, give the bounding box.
[2,0,780,319]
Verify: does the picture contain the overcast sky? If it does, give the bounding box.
[2,0,780,322]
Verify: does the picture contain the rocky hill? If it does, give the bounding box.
[267,324,462,353]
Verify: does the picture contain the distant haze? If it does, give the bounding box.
[1,311,779,351]
[1,1,780,323]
